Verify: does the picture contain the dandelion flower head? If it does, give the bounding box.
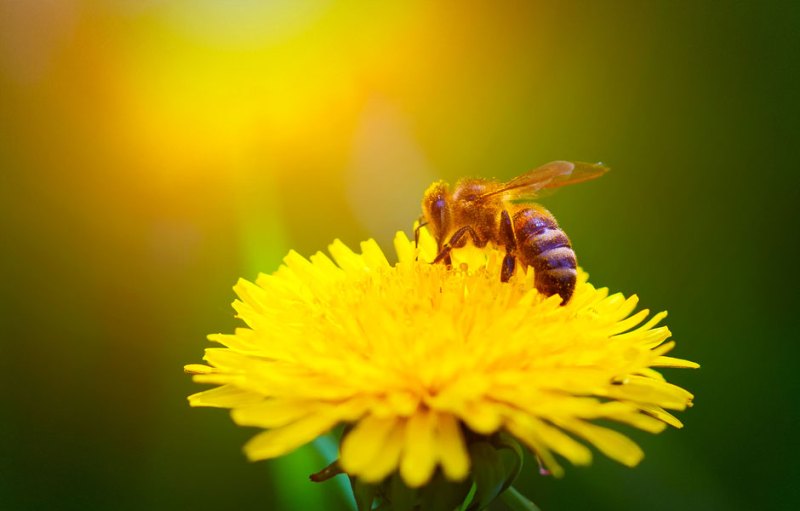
[186,227,697,488]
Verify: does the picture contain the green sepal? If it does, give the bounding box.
[417,471,473,511]
[466,442,506,510]
[499,486,542,511]
[350,477,378,511]
[492,432,524,495]
[385,473,418,511]
[457,484,478,511]
[466,436,525,511]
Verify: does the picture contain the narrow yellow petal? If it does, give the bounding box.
[602,376,694,410]
[417,225,438,262]
[399,409,437,487]
[282,250,332,288]
[530,418,592,466]
[612,411,668,434]
[244,412,340,460]
[184,364,214,375]
[393,231,415,263]
[191,373,239,386]
[640,405,684,428]
[188,384,263,408]
[458,400,502,434]
[202,348,248,372]
[505,415,564,478]
[340,415,399,474]
[308,251,343,282]
[635,367,666,381]
[231,399,312,428]
[207,330,262,355]
[233,277,268,305]
[436,413,470,480]
[609,309,650,335]
[559,419,643,467]
[358,419,406,483]
[328,239,366,274]
[360,239,390,269]
[653,356,700,369]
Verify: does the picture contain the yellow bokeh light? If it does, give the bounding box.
[108,1,424,178]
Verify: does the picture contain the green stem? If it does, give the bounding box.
[500,486,542,511]
[311,434,357,511]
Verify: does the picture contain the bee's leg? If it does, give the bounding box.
[501,254,516,282]
[432,226,481,264]
[499,210,517,283]
[414,218,428,248]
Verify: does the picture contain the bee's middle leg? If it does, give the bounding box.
[432,226,481,265]
[499,210,517,282]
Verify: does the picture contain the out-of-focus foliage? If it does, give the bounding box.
[1,1,798,510]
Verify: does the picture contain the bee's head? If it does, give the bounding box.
[421,181,452,245]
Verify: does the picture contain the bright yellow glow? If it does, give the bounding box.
[111,2,419,177]
[160,0,330,48]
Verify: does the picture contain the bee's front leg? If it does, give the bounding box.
[432,226,481,265]
[413,217,428,249]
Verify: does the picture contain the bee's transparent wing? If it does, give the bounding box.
[480,161,608,202]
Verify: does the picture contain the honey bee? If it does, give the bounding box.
[420,161,608,304]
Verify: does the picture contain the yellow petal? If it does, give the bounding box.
[188,384,263,408]
[244,412,340,460]
[435,413,470,480]
[529,417,592,466]
[231,399,313,428]
[558,419,643,467]
[639,405,684,429]
[505,415,564,478]
[340,414,399,474]
[232,278,270,314]
[393,231,415,263]
[202,348,248,371]
[360,239,390,269]
[399,409,437,487]
[609,309,650,335]
[603,376,694,410]
[358,419,406,483]
[184,364,214,375]
[328,239,367,275]
[458,400,502,434]
[653,356,700,369]
[612,411,668,434]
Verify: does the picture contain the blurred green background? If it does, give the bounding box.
[1,1,798,510]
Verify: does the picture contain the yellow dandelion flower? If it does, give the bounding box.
[186,227,697,496]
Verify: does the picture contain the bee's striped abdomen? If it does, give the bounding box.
[513,208,578,303]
